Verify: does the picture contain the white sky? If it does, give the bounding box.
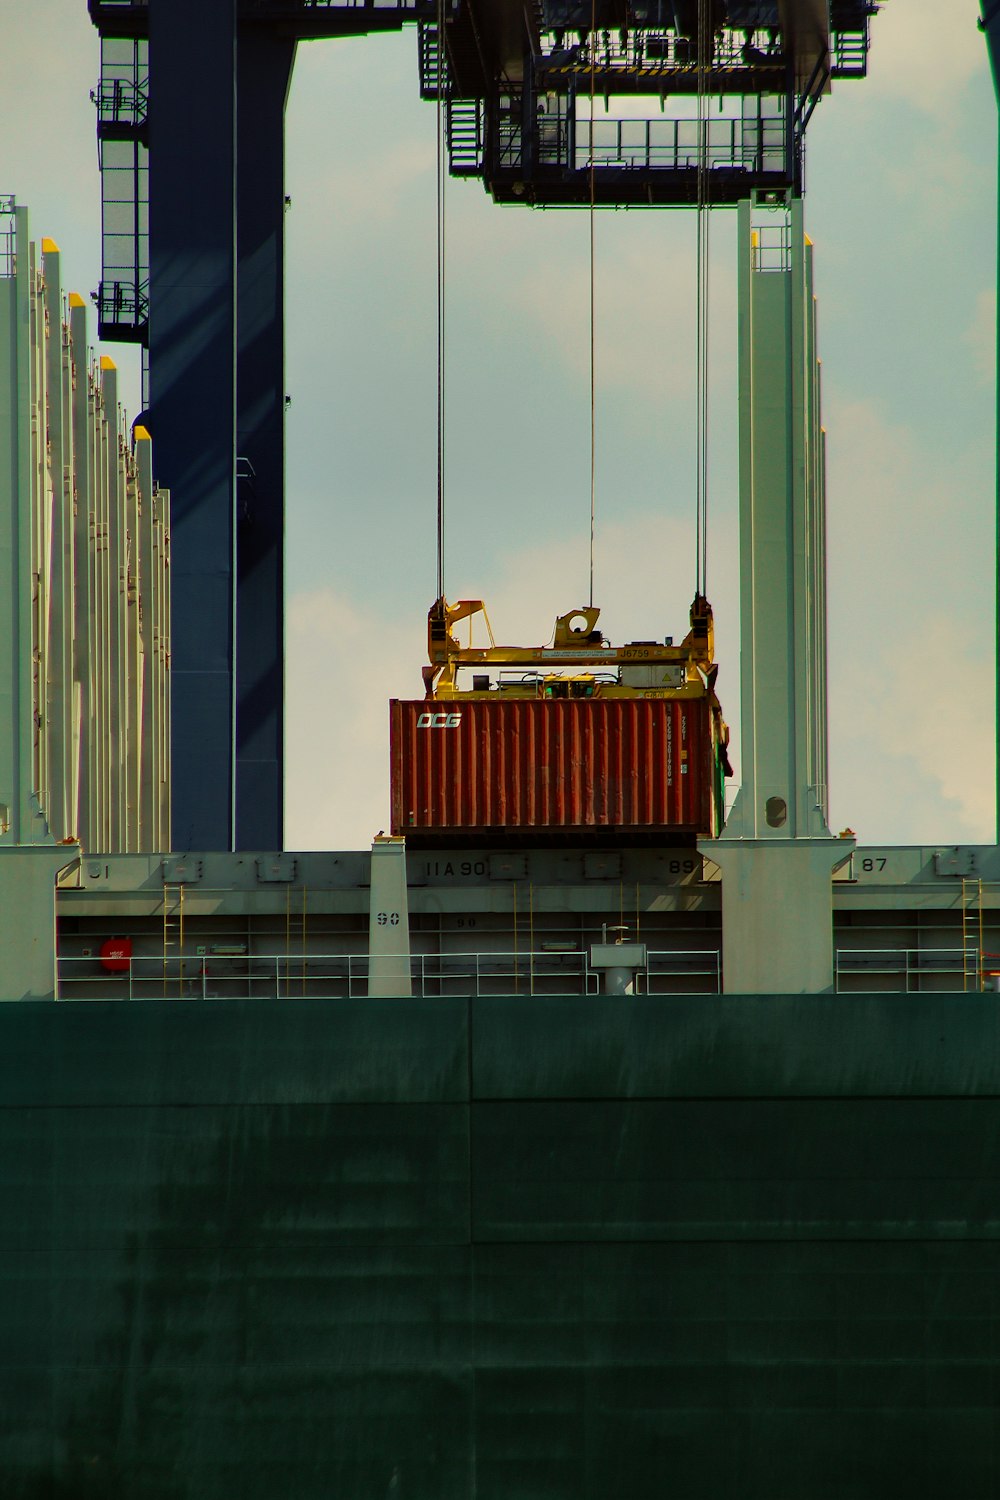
[2,0,997,849]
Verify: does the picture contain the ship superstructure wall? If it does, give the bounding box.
[0,199,170,853]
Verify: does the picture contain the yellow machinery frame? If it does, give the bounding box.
[423,592,723,708]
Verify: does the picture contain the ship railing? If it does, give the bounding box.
[641,950,721,994]
[834,947,981,993]
[573,111,786,175]
[0,197,16,280]
[56,950,597,1000]
[91,0,428,11]
[57,947,723,1000]
[270,0,429,8]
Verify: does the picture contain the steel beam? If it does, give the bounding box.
[721,192,829,842]
[368,836,412,995]
[148,0,239,851]
[236,28,295,850]
[0,846,80,998]
[69,294,93,849]
[0,206,48,845]
[146,4,295,851]
[703,193,850,994]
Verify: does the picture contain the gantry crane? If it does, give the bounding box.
[86,0,883,853]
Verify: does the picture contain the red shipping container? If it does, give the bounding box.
[390,697,723,843]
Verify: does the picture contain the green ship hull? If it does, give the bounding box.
[4,994,1000,1497]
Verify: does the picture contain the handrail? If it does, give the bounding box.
[56,947,722,1000]
[834,947,983,994]
[574,110,785,175]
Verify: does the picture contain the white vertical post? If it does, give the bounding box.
[0,206,51,846]
[368,835,411,998]
[722,193,830,842]
[704,195,853,994]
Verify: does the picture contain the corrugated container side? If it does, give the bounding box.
[390,698,720,840]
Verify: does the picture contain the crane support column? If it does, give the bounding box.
[149,0,238,851]
[148,4,294,851]
[725,191,829,840]
[236,30,295,851]
[703,193,851,993]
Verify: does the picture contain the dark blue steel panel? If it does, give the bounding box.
[147,7,295,850]
[149,0,239,851]
[235,29,295,849]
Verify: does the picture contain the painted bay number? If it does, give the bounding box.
[423,860,488,878]
[376,911,400,926]
[860,858,887,873]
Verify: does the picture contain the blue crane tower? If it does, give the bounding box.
[86,0,882,851]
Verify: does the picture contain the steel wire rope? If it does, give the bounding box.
[587,0,598,608]
[694,0,711,597]
[435,0,447,601]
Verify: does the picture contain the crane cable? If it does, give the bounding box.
[435,0,447,600]
[694,0,711,597]
[587,0,598,608]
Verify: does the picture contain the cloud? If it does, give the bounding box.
[285,590,424,849]
[445,203,737,410]
[511,224,737,401]
[965,288,997,386]
[881,625,993,839]
[291,136,436,243]
[867,0,986,118]
[829,619,994,845]
[467,512,738,659]
[0,6,102,243]
[825,394,991,601]
[810,4,993,218]
[288,34,438,247]
[825,396,995,844]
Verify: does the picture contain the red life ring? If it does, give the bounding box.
[99,937,132,974]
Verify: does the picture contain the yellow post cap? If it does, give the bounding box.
[99,355,116,371]
[41,237,60,254]
[68,292,86,308]
[133,425,151,442]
